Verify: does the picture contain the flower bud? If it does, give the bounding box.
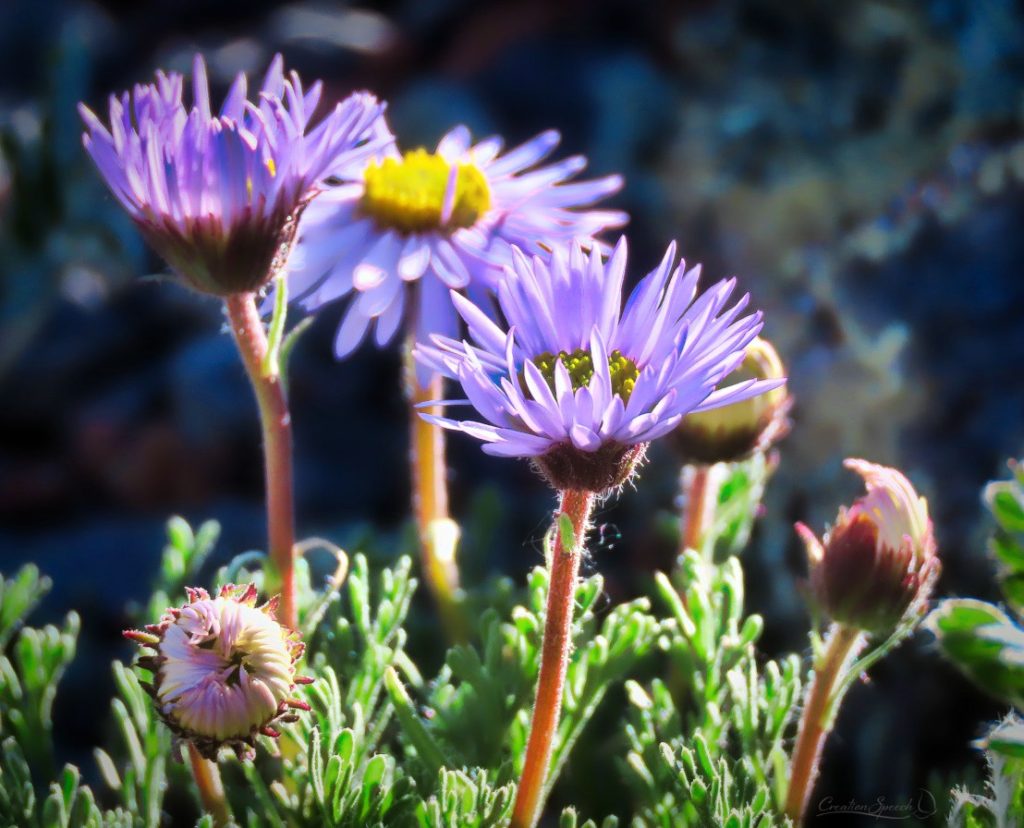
[798,459,939,633]
[125,583,311,759]
[668,337,790,465]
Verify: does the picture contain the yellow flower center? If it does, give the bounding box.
[532,348,640,402]
[359,149,491,234]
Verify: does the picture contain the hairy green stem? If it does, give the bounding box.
[511,489,595,828]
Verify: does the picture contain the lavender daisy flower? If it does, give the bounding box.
[125,583,311,760]
[284,126,627,363]
[414,239,784,494]
[79,54,391,296]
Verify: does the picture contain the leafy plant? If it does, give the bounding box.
[949,716,1024,827]
[385,563,661,805]
[623,551,799,826]
[930,460,1024,720]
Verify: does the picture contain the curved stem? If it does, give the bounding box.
[405,341,466,642]
[187,743,231,827]
[225,291,297,630]
[680,464,713,557]
[785,623,865,825]
[511,489,595,828]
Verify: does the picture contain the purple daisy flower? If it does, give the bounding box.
[283,125,627,364]
[414,239,784,493]
[79,54,392,296]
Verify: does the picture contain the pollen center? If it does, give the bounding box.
[359,149,491,234]
[532,348,639,402]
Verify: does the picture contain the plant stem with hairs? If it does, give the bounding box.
[511,489,595,828]
[785,623,866,824]
[681,464,715,556]
[187,743,231,827]
[225,287,298,630]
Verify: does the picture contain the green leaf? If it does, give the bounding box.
[981,718,1024,759]
[990,485,1024,534]
[0,565,50,650]
[383,667,447,778]
[927,599,1024,708]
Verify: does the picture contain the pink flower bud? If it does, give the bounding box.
[125,583,309,759]
[798,459,939,633]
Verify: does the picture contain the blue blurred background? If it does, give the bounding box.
[2,0,1024,822]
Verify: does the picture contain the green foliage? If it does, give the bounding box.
[985,462,1024,614]
[0,610,78,777]
[928,599,1024,710]
[650,738,785,828]
[949,716,1024,827]
[707,454,773,564]
[0,565,50,651]
[93,661,172,828]
[147,516,220,619]
[413,768,514,828]
[0,567,140,827]
[0,737,131,828]
[557,807,619,828]
[929,461,1024,711]
[623,551,799,826]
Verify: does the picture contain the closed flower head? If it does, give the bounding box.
[798,459,939,633]
[669,336,791,464]
[414,239,782,494]
[284,126,627,376]
[125,583,311,759]
[80,54,391,296]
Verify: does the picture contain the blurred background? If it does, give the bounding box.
[1,0,1023,823]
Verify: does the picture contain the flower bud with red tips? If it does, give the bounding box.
[124,583,309,760]
[669,336,791,465]
[798,459,940,633]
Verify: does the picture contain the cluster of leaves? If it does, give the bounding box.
[0,517,214,827]
[929,461,1024,734]
[0,566,135,827]
[930,459,1024,823]
[386,559,662,796]
[949,716,1024,827]
[623,551,799,827]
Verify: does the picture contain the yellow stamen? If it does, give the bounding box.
[359,148,491,234]
[531,348,640,402]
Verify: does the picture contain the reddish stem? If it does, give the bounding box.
[225,292,297,630]
[785,624,865,825]
[511,489,595,828]
[681,464,712,555]
[187,743,231,827]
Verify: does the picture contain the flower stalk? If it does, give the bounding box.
[680,464,715,556]
[405,340,467,642]
[511,488,595,828]
[187,743,231,827]
[225,289,298,630]
[784,623,866,825]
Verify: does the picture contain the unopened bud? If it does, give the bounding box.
[125,583,309,759]
[669,337,790,465]
[798,459,939,633]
